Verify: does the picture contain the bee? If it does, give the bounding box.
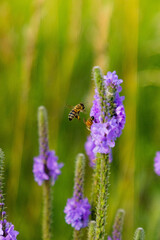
[68,103,85,121]
[83,116,94,131]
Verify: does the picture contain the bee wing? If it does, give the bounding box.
[83,118,86,124]
[65,104,74,109]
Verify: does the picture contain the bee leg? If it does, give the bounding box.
[77,115,80,120]
[87,126,91,131]
[75,113,80,120]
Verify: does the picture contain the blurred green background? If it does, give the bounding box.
[0,0,160,239]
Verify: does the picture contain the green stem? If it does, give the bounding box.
[93,66,107,121]
[73,153,85,201]
[134,228,145,240]
[73,229,82,240]
[91,154,101,220]
[38,106,52,240]
[42,180,52,240]
[88,221,96,240]
[95,154,110,240]
[112,209,125,240]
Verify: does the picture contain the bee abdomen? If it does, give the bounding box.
[68,110,76,121]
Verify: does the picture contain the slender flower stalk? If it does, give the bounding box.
[92,67,110,240]
[64,154,91,239]
[33,106,63,240]
[91,154,101,220]
[112,209,125,240]
[88,221,96,240]
[73,230,82,240]
[134,228,145,240]
[39,106,52,240]
[0,149,19,239]
[95,155,110,240]
[87,66,125,240]
[93,67,107,121]
[73,154,85,201]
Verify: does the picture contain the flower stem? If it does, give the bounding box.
[73,153,85,201]
[73,229,82,240]
[88,221,96,240]
[134,228,145,240]
[95,154,110,240]
[91,154,101,220]
[38,106,49,161]
[72,154,85,240]
[93,66,107,121]
[0,149,5,220]
[38,106,52,240]
[112,209,125,240]
[42,180,52,240]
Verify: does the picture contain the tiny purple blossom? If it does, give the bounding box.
[154,151,160,176]
[64,197,91,230]
[33,150,63,186]
[91,122,115,155]
[115,105,126,136]
[90,89,101,123]
[85,134,112,164]
[108,237,112,240]
[104,71,123,92]
[33,156,49,185]
[85,136,96,167]
[47,151,64,185]
[0,221,19,240]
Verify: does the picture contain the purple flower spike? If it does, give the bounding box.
[87,70,125,157]
[0,221,19,240]
[154,151,160,176]
[64,197,91,230]
[0,150,19,240]
[64,154,91,230]
[33,106,63,186]
[33,150,63,186]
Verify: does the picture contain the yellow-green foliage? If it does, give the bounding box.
[0,0,160,239]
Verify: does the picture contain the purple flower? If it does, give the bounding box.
[89,71,125,156]
[0,221,19,240]
[115,105,126,137]
[104,71,123,93]
[85,135,112,165]
[90,89,101,123]
[64,154,91,230]
[33,150,63,185]
[154,151,160,176]
[85,136,96,167]
[91,122,115,155]
[64,197,91,230]
[108,237,112,240]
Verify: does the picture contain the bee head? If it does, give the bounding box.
[80,103,85,110]
[91,116,94,120]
